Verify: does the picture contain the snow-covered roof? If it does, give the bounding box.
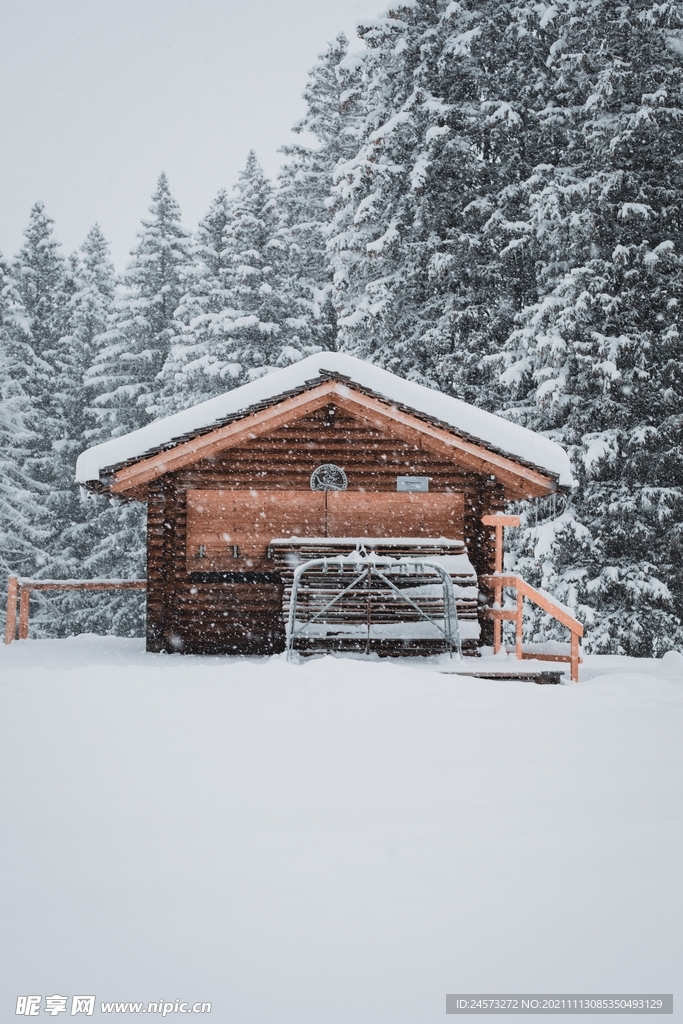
[76,353,574,488]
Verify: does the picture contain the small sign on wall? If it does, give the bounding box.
[396,476,429,492]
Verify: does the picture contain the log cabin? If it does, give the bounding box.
[76,353,573,657]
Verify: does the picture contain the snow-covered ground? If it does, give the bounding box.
[0,637,681,1021]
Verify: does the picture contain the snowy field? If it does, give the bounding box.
[0,637,681,1022]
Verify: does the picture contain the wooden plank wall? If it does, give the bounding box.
[146,403,506,654]
[185,490,466,570]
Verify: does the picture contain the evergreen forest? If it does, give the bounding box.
[1,0,682,654]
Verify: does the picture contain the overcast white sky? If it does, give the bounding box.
[0,0,378,270]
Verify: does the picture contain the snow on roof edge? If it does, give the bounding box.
[75,353,574,488]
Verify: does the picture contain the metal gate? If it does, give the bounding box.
[285,552,462,660]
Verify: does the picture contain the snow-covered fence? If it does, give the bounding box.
[4,576,147,644]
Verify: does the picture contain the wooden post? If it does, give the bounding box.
[570,631,579,683]
[494,523,503,653]
[5,576,18,644]
[481,514,521,655]
[515,588,523,661]
[481,514,520,574]
[493,580,502,654]
[494,522,503,574]
[18,585,30,640]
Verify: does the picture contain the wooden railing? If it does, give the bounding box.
[4,576,147,644]
[479,573,584,682]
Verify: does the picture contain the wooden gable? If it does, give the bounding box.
[101,379,561,501]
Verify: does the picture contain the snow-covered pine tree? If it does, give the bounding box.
[53,226,116,502]
[0,250,51,611]
[505,243,683,655]
[277,33,360,358]
[500,0,683,654]
[324,0,536,403]
[326,2,437,371]
[87,173,191,435]
[11,202,70,480]
[212,151,311,383]
[0,204,83,634]
[159,153,319,406]
[51,226,146,636]
[155,189,241,413]
[421,0,567,406]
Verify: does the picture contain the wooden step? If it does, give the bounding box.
[440,669,564,684]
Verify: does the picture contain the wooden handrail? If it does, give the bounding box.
[481,574,584,637]
[480,573,583,682]
[10,579,147,592]
[5,577,146,644]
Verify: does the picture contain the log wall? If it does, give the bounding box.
[146,403,507,654]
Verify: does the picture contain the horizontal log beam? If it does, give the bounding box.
[480,608,518,621]
[519,652,580,664]
[481,514,521,527]
[16,580,147,591]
